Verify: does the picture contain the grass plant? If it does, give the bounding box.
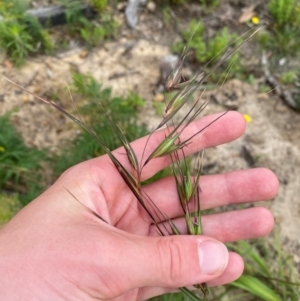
[149,292,185,301]
[3,28,260,300]
[225,240,300,301]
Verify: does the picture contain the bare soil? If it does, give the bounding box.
[1,1,300,273]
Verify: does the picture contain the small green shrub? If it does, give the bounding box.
[281,70,297,84]
[268,0,300,28]
[60,0,118,47]
[263,0,300,55]
[0,22,34,67]
[258,27,300,56]
[78,18,107,47]
[200,0,219,10]
[173,20,238,65]
[0,113,48,205]
[0,0,117,65]
[80,12,119,46]
[91,0,108,12]
[173,20,241,82]
[173,19,205,60]
[202,27,238,64]
[54,73,148,174]
[0,0,52,67]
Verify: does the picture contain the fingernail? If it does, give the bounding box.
[198,240,228,275]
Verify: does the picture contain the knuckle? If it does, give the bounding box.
[157,237,186,286]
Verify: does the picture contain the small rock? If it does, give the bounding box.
[46,67,54,79]
[22,95,30,103]
[147,1,156,12]
[245,135,264,145]
[117,2,126,11]
[4,59,13,69]
[160,54,179,82]
[153,93,164,103]
[33,86,42,94]
[279,57,287,66]
[79,50,89,58]
[293,254,300,264]
[125,0,144,28]
[285,123,291,130]
[275,102,288,113]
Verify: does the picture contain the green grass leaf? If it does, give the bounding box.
[231,275,281,301]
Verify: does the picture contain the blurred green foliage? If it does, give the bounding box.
[227,240,300,301]
[0,113,48,205]
[256,0,300,55]
[173,19,242,82]
[0,0,52,67]
[59,0,118,47]
[268,0,300,28]
[54,72,148,175]
[0,193,21,226]
[173,20,239,65]
[0,0,118,65]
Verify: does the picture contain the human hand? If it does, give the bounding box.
[0,111,278,301]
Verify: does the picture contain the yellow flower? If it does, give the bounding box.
[251,16,259,25]
[243,114,252,123]
[0,146,5,152]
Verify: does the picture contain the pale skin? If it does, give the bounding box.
[0,111,278,301]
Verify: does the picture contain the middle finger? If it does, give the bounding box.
[143,167,278,220]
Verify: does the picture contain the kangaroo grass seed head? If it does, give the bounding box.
[165,50,186,91]
[143,132,188,166]
[115,124,139,172]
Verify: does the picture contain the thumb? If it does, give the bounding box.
[123,235,229,289]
